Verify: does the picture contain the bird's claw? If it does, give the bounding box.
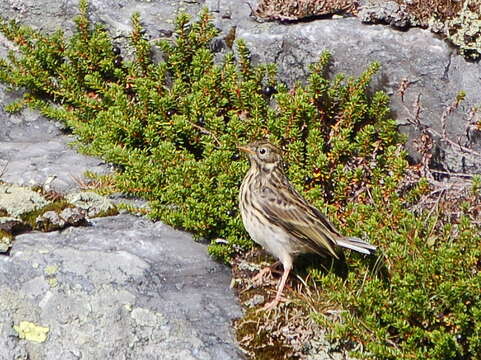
[251,261,283,287]
[256,295,288,312]
[252,266,272,286]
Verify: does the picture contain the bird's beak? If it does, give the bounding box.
[237,146,255,154]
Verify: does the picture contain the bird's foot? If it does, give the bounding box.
[256,263,291,312]
[252,261,283,286]
[257,294,287,312]
[252,266,272,286]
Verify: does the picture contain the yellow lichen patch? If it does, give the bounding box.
[47,278,58,288]
[45,265,59,287]
[14,321,49,343]
[44,265,59,275]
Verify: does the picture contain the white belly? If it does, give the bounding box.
[241,210,294,268]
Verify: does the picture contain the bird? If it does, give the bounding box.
[238,140,377,310]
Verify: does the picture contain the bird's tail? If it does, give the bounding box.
[336,237,376,255]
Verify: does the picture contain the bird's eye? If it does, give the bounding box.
[259,148,266,155]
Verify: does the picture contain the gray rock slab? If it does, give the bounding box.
[0,85,112,193]
[0,0,204,38]
[0,30,110,192]
[0,214,243,360]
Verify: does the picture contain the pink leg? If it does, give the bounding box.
[262,264,292,311]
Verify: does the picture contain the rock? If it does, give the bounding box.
[0,94,113,192]
[0,216,25,233]
[358,0,413,28]
[0,214,242,359]
[35,208,87,232]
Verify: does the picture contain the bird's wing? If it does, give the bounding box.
[256,184,341,259]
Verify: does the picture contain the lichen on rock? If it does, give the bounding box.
[0,183,50,218]
[447,0,481,59]
[358,0,414,28]
[65,191,117,217]
[13,321,49,343]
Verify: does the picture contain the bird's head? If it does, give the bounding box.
[237,141,283,171]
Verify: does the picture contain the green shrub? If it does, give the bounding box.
[1,1,480,359]
[311,188,481,359]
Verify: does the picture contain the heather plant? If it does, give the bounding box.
[0,1,480,359]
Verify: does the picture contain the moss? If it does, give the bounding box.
[235,313,295,359]
[0,229,13,253]
[19,199,73,231]
[93,207,119,217]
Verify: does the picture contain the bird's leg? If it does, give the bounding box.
[252,261,282,286]
[262,264,291,311]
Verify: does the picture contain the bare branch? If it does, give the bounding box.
[398,87,481,160]
[187,120,222,147]
[0,161,8,178]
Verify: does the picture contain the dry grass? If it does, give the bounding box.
[394,0,465,22]
[255,0,475,24]
[254,0,358,20]
[70,172,118,194]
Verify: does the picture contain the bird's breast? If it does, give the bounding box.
[239,179,294,265]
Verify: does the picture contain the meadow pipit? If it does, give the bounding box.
[238,140,376,310]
